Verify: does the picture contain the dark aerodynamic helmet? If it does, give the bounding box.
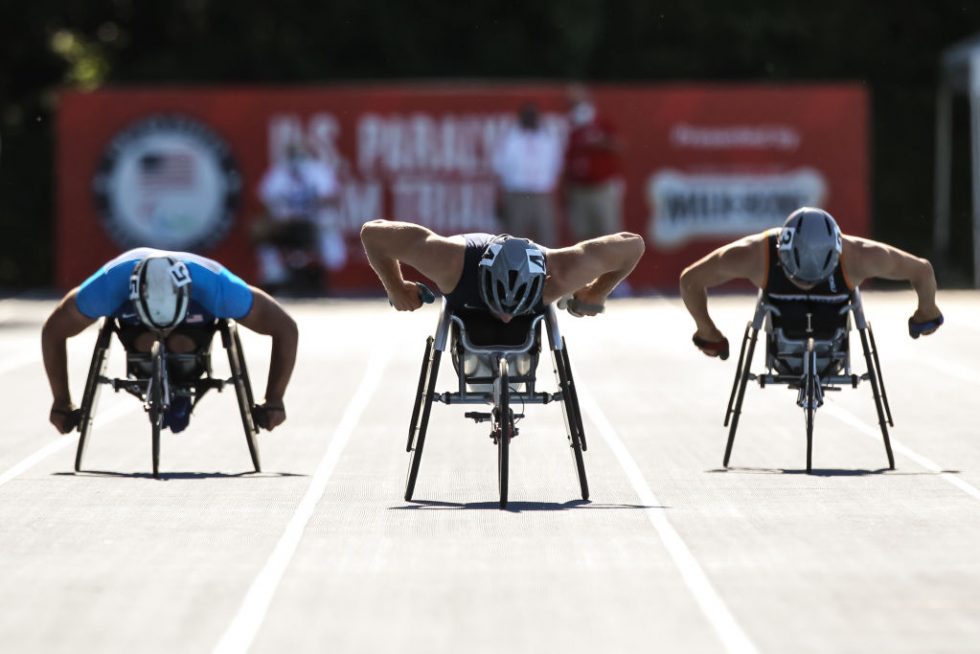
[129,256,191,332]
[777,207,842,286]
[478,236,547,317]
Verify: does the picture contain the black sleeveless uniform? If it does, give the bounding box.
[763,229,853,339]
[444,233,546,346]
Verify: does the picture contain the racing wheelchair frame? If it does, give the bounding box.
[72,318,262,478]
[723,288,894,471]
[405,301,589,509]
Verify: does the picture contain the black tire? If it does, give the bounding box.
[407,337,434,452]
[723,328,758,468]
[75,321,113,472]
[227,322,261,473]
[554,343,588,500]
[150,341,165,479]
[805,338,816,472]
[497,357,510,510]
[405,348,441,501]
[859,327,895,469]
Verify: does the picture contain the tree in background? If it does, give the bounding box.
[2,0,979,286]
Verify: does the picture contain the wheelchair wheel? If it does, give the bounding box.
[723,324,759,468]
[149,341,165,479]
[859,326,896,469]
[805,339,816,472]
[497,357,510,510]
[407,336,433,452]
[405,342,441,501]
[553,340,589,501]
[75,320,113,472]
[227,323,261,473]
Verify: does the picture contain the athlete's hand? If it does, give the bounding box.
[692,327,730,360]
[387,280,426,312]
[49,400,79,434]
[909,306,944,339]
[254,402,286,431]
[560,289,606,317]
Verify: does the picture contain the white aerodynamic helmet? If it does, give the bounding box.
[129,256,191,331]
[777,207,843,285]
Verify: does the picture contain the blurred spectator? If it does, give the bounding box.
[563,86,624,242]
[254,141,345,294]
[491,102,563,246]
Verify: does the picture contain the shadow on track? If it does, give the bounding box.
[391,499,662,513]
[52,470,307,480]
[706,466,961,476]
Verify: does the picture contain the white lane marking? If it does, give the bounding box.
[0,400,137,488]
[577,384,759,654]
[213,345,392,654]
[823,403,980,503]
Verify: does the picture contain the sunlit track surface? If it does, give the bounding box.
[1,291,979,653]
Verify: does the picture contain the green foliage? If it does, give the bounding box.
[2,0,979,286]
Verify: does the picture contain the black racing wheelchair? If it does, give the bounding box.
[70,318,262,478]
[723,288,894,471]
[404,296,589,509]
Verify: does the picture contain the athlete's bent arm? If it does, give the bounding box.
[41,289,97,433]
[360,219,463,310]
[236,288,299,430]
[544,232,645,312]
[843,237,943,334]
[679,235,767,356]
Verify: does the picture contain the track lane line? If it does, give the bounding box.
[577,382,760,654]
[0,400,137,488]
[823,403,980,503]
[213,344,392,654]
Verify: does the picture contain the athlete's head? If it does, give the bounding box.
[777,207,842,287]
[129,256,191,332]
[478,236,547,319]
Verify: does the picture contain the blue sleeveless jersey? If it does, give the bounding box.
[75,248,254,322]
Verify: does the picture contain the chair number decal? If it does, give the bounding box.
[128,275,140,300]
[169,262,191,287]
[779,227,795,250]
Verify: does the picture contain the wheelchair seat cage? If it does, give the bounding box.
[404,301,590,509]
[73,318,262,478]
[723,288,895,471]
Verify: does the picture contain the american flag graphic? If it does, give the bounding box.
[139,151,195,189]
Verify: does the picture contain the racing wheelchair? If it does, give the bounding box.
[723,288,894,471]
[404,295,589,509]
[70,318,263,478]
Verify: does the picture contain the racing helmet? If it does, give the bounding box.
[777,207,843,286]
[478,236,547,317]
[129,256,191,331]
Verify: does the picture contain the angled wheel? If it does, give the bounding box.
[149,341,165,479]
[407,336,434,452]
[75,320,113,472]
[497,357,510,510]
[859,326,895,469]
[226,322,261,472]
[723,325,759,467]
[405,343,441,501]
[553,340,588,500]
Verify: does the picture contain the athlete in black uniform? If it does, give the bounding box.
[679,207,943,359]
[360,220,643,325]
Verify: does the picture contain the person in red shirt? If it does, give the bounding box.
[563,87,624,243]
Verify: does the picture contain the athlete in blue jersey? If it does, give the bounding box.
[42,248,298,434]
[679,207,944,359]
[360,220,644,321]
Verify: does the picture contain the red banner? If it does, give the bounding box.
[56,83,868,291]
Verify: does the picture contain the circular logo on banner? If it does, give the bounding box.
[93,114,241,251]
